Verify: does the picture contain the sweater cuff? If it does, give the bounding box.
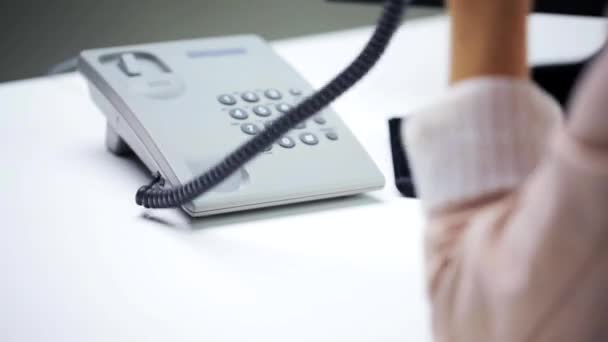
[404,78,563,212]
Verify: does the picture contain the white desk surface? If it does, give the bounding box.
[0,14,605,342]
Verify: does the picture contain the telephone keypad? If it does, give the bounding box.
[221,89,336,149]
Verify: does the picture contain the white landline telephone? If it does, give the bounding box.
[79,35,386,217]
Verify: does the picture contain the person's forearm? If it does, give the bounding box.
[448,0,531,83]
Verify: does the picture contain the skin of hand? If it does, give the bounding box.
[447,0,532,83]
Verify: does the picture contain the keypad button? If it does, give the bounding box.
[276,103,293,113]
[326,132,339,141]
[241,123,260,135]
[264,144,273,152]
[229,108,248,120]
[289,89,302,96]
[253,105,272,117]
[313,116,327,125]
[218,94,237,105]
[264,89,282,100]
[300,133,319,146]
[278,136,296,149]
[264,121,274,129]
[241,92,260,103]
[295,122,306,129]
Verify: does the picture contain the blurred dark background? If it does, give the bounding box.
[0,0,439,82]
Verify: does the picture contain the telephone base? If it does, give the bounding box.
[105,122,133,156]
[79,35,385,217]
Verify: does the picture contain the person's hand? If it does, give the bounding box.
[447,0,532,83]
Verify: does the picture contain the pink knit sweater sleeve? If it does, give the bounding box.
[404,62,608,340]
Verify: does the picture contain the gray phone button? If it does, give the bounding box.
[264,89,282,100]
[278,136,296,148]
[295,122,306,129]
[313,116,327,125]
[289,89,302,96]
[300,133,319,145]
[276,103,292,113]
[253,105,272,117]
[326,132,339,141]
[241,92,260,103]
[241,123,260,135]
[229,108,248,120]
[218,94,237,105]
